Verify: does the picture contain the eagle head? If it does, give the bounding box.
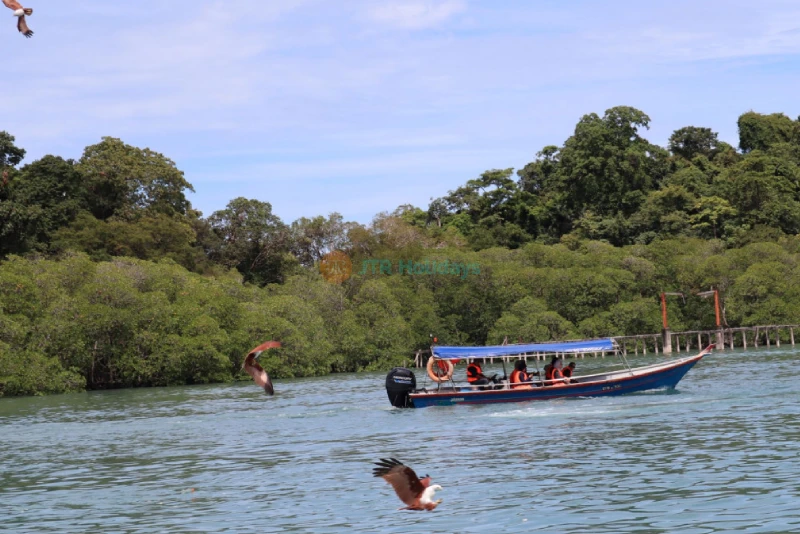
[13,8,24,17]
[420,483,443,505]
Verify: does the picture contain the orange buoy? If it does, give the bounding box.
[427,358,454,382]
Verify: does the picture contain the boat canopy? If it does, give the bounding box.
[431,338,616,360]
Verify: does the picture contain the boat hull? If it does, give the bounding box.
[409,352,705,408]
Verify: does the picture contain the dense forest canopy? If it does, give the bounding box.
[2,107,800,396]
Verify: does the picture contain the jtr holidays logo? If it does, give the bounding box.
[320,251,480,283]
[319,251,353,284]
[358,259,479,279]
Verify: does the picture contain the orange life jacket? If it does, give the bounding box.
[545,366,555,381]
[509,369,530,388]
[562,367,573,378]
[547,367,567,386]
[466,363,482,383]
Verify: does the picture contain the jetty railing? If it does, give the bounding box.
[614,324,799,355]
[413,324,800,367]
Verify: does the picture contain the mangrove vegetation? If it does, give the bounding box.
[3,107,800,396]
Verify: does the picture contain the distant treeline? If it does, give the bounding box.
[2,107,800,396]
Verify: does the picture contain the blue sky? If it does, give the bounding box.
[3,0,800,224]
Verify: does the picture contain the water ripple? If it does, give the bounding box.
[2,348,800,532]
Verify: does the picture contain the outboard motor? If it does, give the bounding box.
[385,367,416,408]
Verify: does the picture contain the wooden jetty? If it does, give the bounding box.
[413,324,800,368]
[614,324,799,355]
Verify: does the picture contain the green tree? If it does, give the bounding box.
[555,107,669,218]
[78,137,194,220]
[290,213,351,266]
[205,197,293,285]
[607,298,664,335]
[52,212,206,270]
[716,152,800,234]
[427,198,449,228]
[342,279,412,371]
[517,146,560,194]
[0,156,87,256]
[689,196,737,239]
[630,185,697,239]
[0,130,25,177]
[393,204,428,227]
[487,296,575,343]
[668,126,719,160]
[428,169,530,249]
[662,166,713,196]
[737,112,798,153]
[727,262,799,325]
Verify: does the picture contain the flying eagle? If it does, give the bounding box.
[3,0,33,38]
[372,458,443,511]
[242,341,280,395]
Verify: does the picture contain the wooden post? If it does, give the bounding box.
[775,328,780,348]
[676,336,680,352]
[755,328,759,348]
[697,333,702,351]
[791,327,795,347]
[663,329,672,354]
[766,330,771,348]
[643,339,647,355]
[742,330,747,349]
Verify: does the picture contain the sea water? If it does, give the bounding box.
[1,347,799,533]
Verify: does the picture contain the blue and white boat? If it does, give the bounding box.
[384,338,708,409]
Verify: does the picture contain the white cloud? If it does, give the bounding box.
[365,0,466,30]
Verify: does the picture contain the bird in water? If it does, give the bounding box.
[373,458,443,511]
[3,0,33,38]
[242,341,280,395]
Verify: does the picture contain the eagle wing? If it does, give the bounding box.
[248,341,281,356]
[3,0,24,11]
[17,15,33,37]
[243,341,280,394]
[372,458,425,506]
